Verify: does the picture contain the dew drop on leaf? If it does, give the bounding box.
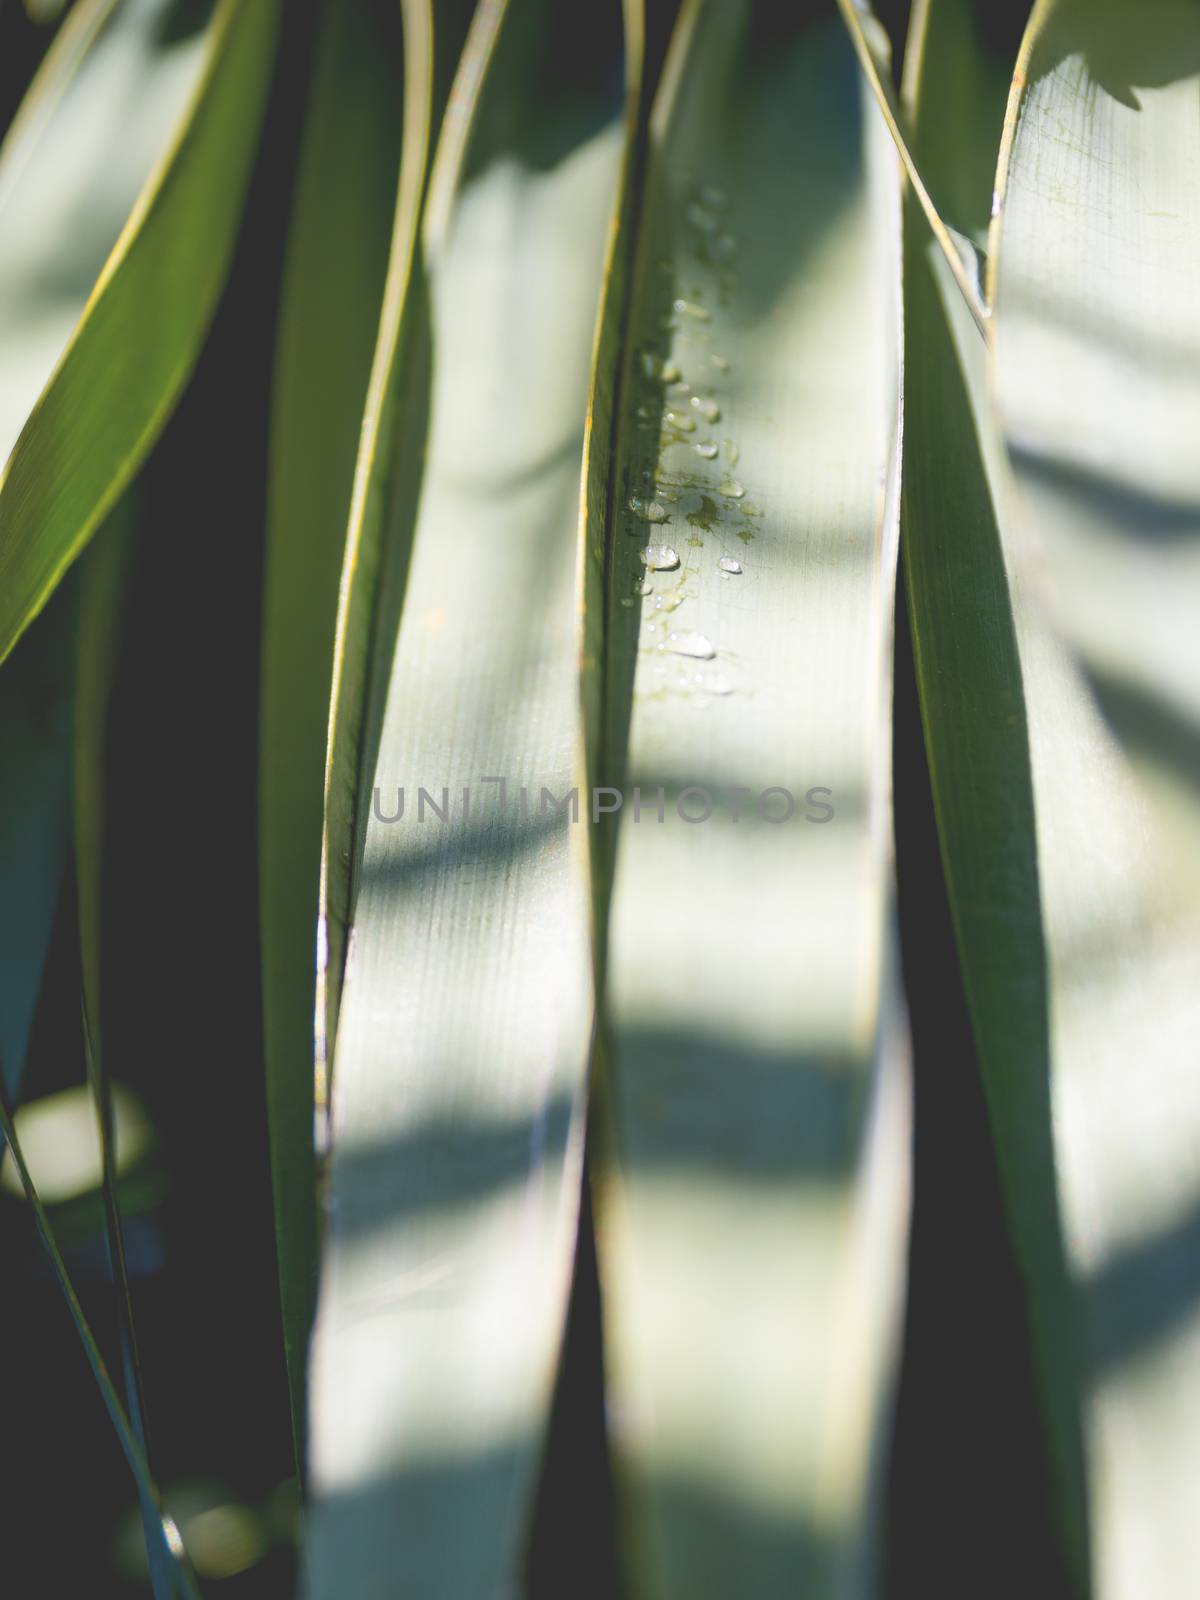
[640,545,680,571]
[665,629,716,660]
[664,410,697,433]
[629,495,668,521]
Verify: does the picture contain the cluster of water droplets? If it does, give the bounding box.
[620,178,763,703]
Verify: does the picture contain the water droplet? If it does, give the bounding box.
[947,224,987,304]
[719,478,745,499]
[640,545,680,571]
[640,351,661,380]
[723,439,739,466]
[718,556,742,574]
[666,629,716,660]
[710,353,729,371]
[663,410,697,433]
[694,441,718,459]
[660,359,681,383]
[690,395,721,423]
[686,201,718,232]
[990,188,1002,218]
[673,298,711,321]
[619,596,637,607]
[637,578,653,596]
[629,495,668,522]
[702,672,735,696]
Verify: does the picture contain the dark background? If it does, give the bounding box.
[0,2,1065,1595]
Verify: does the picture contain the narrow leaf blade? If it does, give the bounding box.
[259,0,409,1465]
[306,2,641,1592]
[594,4,909,1592]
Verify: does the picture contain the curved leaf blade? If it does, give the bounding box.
[316,0,466,1091]
[900,0,1090,1582]
[0,0,280,664]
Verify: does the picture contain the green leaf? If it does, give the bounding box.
[905,2,1200,1593]
[305,1,641,1591]
[316,0,469,1087]
[989,0,1200,882]
[0,0,280,665]
[835,0,990,333]
[592,3,908,1593]
[899,0,1089,1584]
[258,0,411,1470]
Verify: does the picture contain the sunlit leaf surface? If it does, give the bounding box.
[990,0,1200,878]
[306,2,639,1592]
[593,3,909,1593]
[906,2,1200,1593]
